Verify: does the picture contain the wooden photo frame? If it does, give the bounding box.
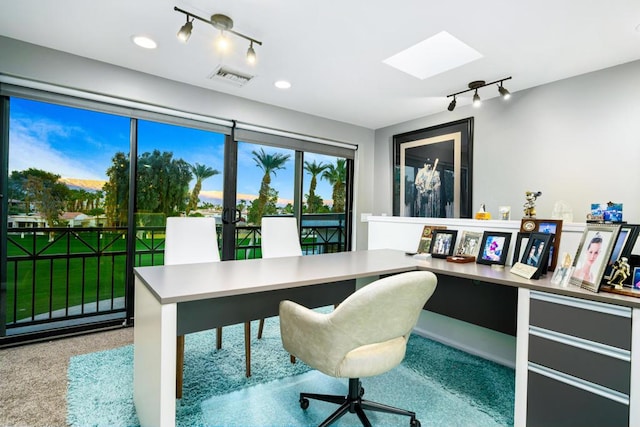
[477,231,512,266]
[429,229,458,258]
[603,224,639,283]
[520,218,563,270]
[393,118,473,218]
[570,224,621,292]
[520,232,554,279]
[456,230,482,257]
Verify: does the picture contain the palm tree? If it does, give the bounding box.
[303,160,328,213]
[321,159,347,213]
[252,148,291,221]
[186,163,219,215]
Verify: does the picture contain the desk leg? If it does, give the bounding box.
[514,288,530,426]
[134,278,177,427]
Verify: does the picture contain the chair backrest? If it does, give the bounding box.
[261,216,303,259]
[331,270,437,346]
[164,217,220,265]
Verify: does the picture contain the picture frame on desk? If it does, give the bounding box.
[570,224,621,293]
[602,224,639,284]
[477,231,511,266]
[519,232,554,279]
[512,232,530,266]
[392,118,473,218]
[429,229,458,258]
[633,267,640,290]
[415,225,446,254]
[520,218,563,271]
[456,230,482,257]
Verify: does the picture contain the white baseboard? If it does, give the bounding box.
[413,310,516,369]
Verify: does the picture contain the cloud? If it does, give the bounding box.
[9,115,109,181]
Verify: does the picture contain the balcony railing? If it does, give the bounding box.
[3,217,347,338]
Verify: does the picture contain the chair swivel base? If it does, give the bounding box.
[299,378,421,427]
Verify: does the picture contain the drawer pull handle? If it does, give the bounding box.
[529,362,629,405]
[529,326,631,362]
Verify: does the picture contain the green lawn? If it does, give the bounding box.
[5,228,325,323]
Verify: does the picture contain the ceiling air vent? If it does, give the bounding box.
[208,65,254,87]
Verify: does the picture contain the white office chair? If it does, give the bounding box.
[257,216,304,344]
[164,217,253,398]
[280,270,437,427]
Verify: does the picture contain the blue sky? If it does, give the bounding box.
[9,98,337,204]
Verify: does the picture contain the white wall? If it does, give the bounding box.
[374,60,640,231]
[0,36,375,249]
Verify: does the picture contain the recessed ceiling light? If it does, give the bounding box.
[132,35,157,49]
[274,80,291,89]
[383,31,482,80]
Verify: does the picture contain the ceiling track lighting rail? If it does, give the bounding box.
[446,76,512,111]
[174,6,262,64]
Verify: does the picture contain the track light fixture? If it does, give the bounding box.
[447,96,457,112]
[446,77,512,111]
[174,6,262,64]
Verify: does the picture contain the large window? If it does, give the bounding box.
[0,88,355,344]
[5,98,130,332]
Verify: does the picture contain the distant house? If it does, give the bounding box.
[7,214,47,234]
[60,212,89,227]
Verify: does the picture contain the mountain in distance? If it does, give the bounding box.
[59,177,106,192]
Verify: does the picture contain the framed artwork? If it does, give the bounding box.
[415,225,447,254]
[393,118,473,218]
[603,224,639,283]
[634,267,640,290]
[520,232,554,279]
[520,218,563,270]
[570,224,621,292]
[429,229,458,258]
[456,230,482,257]
[477,231,512,266]
[512,232,531,266]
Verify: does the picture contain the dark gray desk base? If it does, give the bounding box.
[177,280,355,335]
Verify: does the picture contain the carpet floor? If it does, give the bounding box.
[67,317,514,426]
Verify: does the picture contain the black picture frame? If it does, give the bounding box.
[512,232,531,266]
[520,232,554,279]
[603,224,639,283]
[477,231,512,266]
[392,118,473,218]
[429,229,458,258]
[520,219,563,271]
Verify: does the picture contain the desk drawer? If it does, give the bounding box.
[528,332,630,394]
[527,368,629,427]
[529,291,631,350]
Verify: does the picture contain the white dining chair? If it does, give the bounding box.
[164,217,253,397]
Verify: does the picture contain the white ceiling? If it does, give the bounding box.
[1,0,640,129]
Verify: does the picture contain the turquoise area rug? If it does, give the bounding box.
[67,316,514,426]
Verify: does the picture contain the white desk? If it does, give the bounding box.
[134,249,640,427]
[133,249,419,427]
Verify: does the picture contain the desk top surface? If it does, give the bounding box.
[134,249,640,309]
[134,249,419,304]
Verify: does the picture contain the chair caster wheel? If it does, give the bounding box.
[410,419,421,427]
[359,387,365,397]
[300,397,310,410]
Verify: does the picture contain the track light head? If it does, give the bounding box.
[247,42,256,64]
[472,90,481,107]
[498,83,511,100]
[177,19,193,42]
[447,97,456,112]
